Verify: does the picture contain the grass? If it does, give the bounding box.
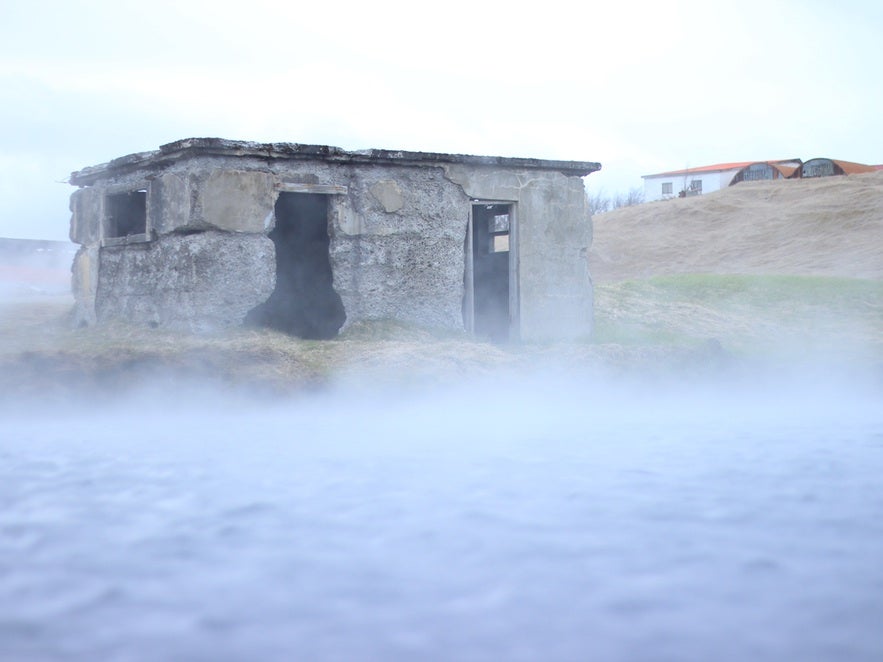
[0,296,521,395]
[593,274,883,360]
[1,274,880,397]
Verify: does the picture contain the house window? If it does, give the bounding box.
[661,182,673,195]
[689,180,703,193]
[105,190,147,239]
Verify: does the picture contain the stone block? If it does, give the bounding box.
[369,180,404,213]
[512,173,593,341]
[71,244,100,326]
[332,199,364,236]
[443,164,522,202]
[148,172,191,235]
[338,233,464,329]
[200,170,277,233]
[69,188,103,246]
[95,232,275,330]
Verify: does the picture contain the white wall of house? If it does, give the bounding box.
[642,168,741,202]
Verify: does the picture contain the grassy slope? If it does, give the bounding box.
[590,172,883,362]
[590,171,883,282]
[594,275,882,360]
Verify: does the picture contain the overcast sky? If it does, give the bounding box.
[2,0,881,240]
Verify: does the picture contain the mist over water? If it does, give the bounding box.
[2,367,882,661]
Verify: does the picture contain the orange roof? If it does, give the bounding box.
[644,162,754,178]
[831,159,877,175]
[644,160,802,178]
[772,163,798,178]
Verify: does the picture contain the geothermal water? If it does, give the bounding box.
[1,373,882,661]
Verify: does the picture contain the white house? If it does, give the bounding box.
[642,162,751,202]
[642,159,803,202]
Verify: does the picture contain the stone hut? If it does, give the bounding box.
[69,138,600,341]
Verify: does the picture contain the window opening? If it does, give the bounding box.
[105,190,147,238]
[488,211,510,253]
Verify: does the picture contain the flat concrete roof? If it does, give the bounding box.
[70,137,601,186]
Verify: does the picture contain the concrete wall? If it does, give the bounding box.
[96,232,274,331]
[444,165,592,340]
[313,163,471,331]
[70,155,593,340]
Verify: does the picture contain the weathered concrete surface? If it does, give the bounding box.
[95,232,274,331]
[516,174,593,340]
[69,139,598,340]
[69,188,104,246]
[71,245,100,326]
[147,173,192,235]
[328,166,470,330]
[200,170,276,233]
[69,138,600,186]
[368,180,404,213]
[443,164,523,203]
[445,165,593,340]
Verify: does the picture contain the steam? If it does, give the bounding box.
[1,240,882,661]
[0,237,75,299]
[2,364,881,661]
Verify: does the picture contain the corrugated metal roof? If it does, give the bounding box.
[645,158,878,179]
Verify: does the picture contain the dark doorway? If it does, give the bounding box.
[470,203,512,342]
[247,193,345,339]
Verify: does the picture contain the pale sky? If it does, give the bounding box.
[2,0,881,240]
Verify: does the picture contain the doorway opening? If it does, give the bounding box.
[247,192,345,339]
[465,202,515,342]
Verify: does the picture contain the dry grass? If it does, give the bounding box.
[591,171,883,282]
[588,172,883,363]
[0,296,525,396]
[0,295,735,398]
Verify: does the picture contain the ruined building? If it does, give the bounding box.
[69,138,600,341]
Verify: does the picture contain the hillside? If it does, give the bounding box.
[590,171,883,283]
